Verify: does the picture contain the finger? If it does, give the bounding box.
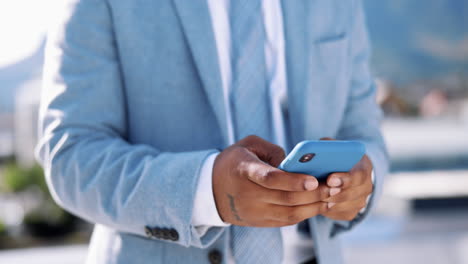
[327,169,369,189]
[324,183,373,203]
[326,172,352,188]
[238,135,286,167]
[320,137,336,141]
[267,202,328,224]
[238,150,319,192]
[262,185,330,206]
[326,197,368,213]
[245,165,320,192]
[352,155,374,173]
[321,210,360,222]
[322,198,368,221]
[326,155,373,189]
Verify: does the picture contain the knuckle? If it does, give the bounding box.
[281,192,297,205]
[255,171,268,183]
[287,209,302,223]
[265,169,277,178]
[240,135,258,146]
[255,175,271,188]
[262,170,277,185]
[251,167,272,182]
[320,186,330,199]
[229,146,246,159]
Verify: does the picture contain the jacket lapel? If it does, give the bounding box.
[173,0,229,146]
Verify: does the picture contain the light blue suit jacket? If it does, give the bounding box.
[36,0,389,263]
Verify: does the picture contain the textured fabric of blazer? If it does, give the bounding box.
[36,0,389,263]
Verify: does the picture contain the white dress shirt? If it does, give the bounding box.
[192,1,316,263]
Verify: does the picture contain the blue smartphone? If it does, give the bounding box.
[278,140,365,180]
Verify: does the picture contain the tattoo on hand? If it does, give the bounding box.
[227,194,242,221]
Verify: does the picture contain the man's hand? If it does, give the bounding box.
[212,135,332,227]
[322,154,374,221]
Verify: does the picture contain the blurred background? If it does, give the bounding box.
[0,0,467,263]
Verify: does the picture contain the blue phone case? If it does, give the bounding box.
[278,140,366,179]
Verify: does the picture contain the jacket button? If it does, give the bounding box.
[162,228,172,240]
[144,226,153,238]
[153,228,163,239]
[208,249,222,264]
[169,228,179,241]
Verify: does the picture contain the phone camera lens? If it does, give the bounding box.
[299,153,315,163]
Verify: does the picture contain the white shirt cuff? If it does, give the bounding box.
[192,152,230,235]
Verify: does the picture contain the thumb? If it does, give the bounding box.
[237,135,286,167]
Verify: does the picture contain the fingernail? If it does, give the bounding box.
[304,179,318,190]
[329,188,341,196]
[329,178,342,187]
[328,202,336,209]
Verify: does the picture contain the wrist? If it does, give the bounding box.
[192,152,230,227]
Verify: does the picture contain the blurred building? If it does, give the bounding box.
[14,79,41,168]
[0,113,14,159]
[0,40,44,166]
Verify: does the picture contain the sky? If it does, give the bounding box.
[0,0,55,68]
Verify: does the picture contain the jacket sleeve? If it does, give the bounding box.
[36,0,225,248]
[329,0,390,236]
